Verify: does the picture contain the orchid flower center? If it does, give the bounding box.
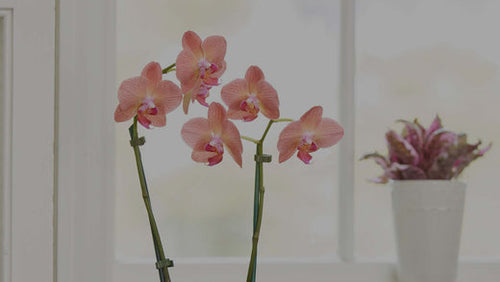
[196,59,220,107]
[198,58,219,82]
[240,94,260,121]
[295,133,319,164]
[135,96,158,129]
[298,133,318,151]
[138,96,158,116]
[205,136,224,166]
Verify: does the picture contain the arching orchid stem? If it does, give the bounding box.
[246,118,292,282]
[260,119,294,144]
[129,116,172,282]
[241,136,260,144]
[162,63,176,74]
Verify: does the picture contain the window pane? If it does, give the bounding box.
[116,0,341,259]
[356,0,500,258]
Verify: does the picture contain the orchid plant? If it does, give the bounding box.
[361,115,491,183]
[115,30,344,282]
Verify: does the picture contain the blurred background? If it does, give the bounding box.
[115,0,500,262]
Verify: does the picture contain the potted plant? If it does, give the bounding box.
[361,115,491,282]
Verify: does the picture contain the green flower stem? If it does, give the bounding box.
[129,117,172,282]
[246,118,293,282]
[162,63,176,74]
[241,136,260,144]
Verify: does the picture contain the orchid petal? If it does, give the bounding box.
[155,80,182,114]
[221,79,249,109]
[176,49,199,90]
[192,150,218,163]
[221,120,243,167]
[245,66,265,93]
[300,106,323,131]
[181,118,211,148]
[256,80,280,120]
[208,102,227,135]
[148,114,166,128]
[114,105,136,122]
[182,31,203,57]
[226,109,255,121]
[297,150,313,164]
[141,61,162,87]
[202,35,227,64]
[277,121,303,163]
[117,77,148,110]
[212,60,227,78]
[314,118,344,148]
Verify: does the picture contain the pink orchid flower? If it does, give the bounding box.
[114,62,182,129]
[176,31,227,114]
[221,66,279,121]
[277,106,344,164]
[181,102,243,167]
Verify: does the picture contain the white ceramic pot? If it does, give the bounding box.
[391,180,466,282]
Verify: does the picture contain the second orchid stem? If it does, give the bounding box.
[246,118,293,282]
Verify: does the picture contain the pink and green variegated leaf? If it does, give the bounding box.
[363,116,490,182]
[361,152,398,183]
[369,175,390,184]
[425,129,457,162]
[360,152,389,170]
[413,119,427,137]
[426,115,443,139]
[396,119,424,151]
[386,130,419,165]
[396,164,427,180]
[478,142,492,156]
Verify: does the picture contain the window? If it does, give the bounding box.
[355,0,500,260]
[115,0,344,280]
[57,0,500,281]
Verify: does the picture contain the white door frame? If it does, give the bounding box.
[56,0,116,281]
[0,1,55,282]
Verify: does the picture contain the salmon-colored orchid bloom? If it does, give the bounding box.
[277,106,344,164]
[176,31,227,114]
[181,102,243,167]
[114,62,182,129]
[221,66,279,121]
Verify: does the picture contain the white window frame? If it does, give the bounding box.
[56,0,500,281]
[1,0,55,281]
